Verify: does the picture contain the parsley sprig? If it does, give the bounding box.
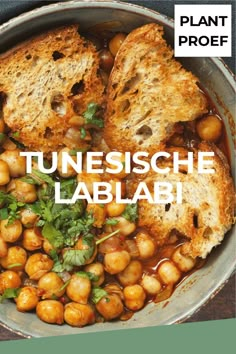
[62,234,95,271]
[0,288,21,303]
[21,169,55,186]
[91,287,108,304]
[83,102,104,128]
[0,192,25,224]
[122,203,138,222]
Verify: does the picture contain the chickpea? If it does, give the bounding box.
[22,228,43,251]
[111,216,136,236]
[0,160,10,185]
[196,115,222,142]
[96,293,124,320]
[141,275,162,295]
[10,179,37,203]
[98,234,122,253]
[104,283,124,300]
[68,115,85,127]
[36,300,64,325]
[0,236,8,257]
[15,286,39,312]
[107,200,126,217]
[172,246,196,272]
[0,149,26,177]
[86,203,107,228]
[64,302,95,327]
[43,239,57,255]
[104,250,130,274]
[38,272,65,299]
[158,260,182,285]
[0,270,21,294]
[20,208,38,227]
[117,260,143,287]
[66,274,91,304]
[135,231,156,260]
[106,152,129,179]
[125,239,140,258]
[25,253,53,280]
[84,262,105,286]
[0,218,22,243]
[57,147,77,178]
[109,33,127,56]
[0,246,27,271]
[77,171,101,196]
[123,284,146,311]
[99,49,114,73]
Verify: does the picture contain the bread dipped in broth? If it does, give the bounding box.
[0,25,105,153]
[104,23,208,154]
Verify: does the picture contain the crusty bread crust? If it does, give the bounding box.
[127,142,235,259]
[104,23,208,154]
[0,25,105,153]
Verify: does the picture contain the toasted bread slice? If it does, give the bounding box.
[104,23,208,154]
[0,25,105,153]
[127,142,235,258]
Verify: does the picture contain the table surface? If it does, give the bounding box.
[0,0,235,341]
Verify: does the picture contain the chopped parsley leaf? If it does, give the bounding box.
[80,127,87,139]
[122,203,138,222]
[105,218,119,225]
[0,288,21,303]
[91,287,108,304]
[83,102,104,128]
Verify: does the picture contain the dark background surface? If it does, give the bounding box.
[0,0,235,341]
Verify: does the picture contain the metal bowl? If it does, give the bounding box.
[0,0,235,338]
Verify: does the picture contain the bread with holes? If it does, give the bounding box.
[104,23,208,154]
[127,142,235,259]
[0,25,105,153]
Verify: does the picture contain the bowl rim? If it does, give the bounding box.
[0,0,235,338]
[0,0,235,86]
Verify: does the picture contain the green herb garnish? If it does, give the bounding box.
[0,191,25,224]
[9,136,25,149]
[122,203,138,222]
[105,218,119,225]
[57,279,71,292]
[7,263,22,269]
[80,127,87,139]
[12,131,20,138]
[42,222,64,249]
[83,102,104,128]
[50,250,65,273]
[95,229,120,245]
[28,178,89,249]
[0,288,21,303]
[31,169,55,187]
[91,287,108,304]
[76,271,99,282]
[62,234,95,271]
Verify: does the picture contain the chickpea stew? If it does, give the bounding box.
[0,27,233,329]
